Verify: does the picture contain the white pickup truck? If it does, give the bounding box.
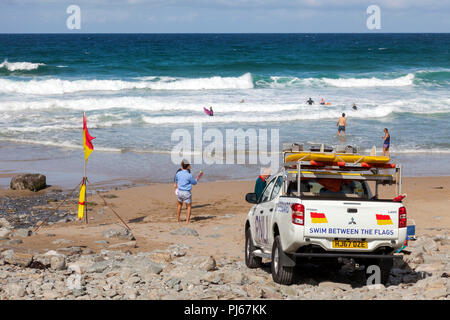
[244,147,407,285]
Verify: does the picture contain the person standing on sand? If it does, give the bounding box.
[337,113,346,136]
[175,159,203,223]
[254,168,271,201]
[383,128,390,157]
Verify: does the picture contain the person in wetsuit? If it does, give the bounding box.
[383,128,390,157]
[307,97,314,105]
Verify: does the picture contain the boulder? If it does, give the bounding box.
[10,173,46,192]
[102,228,135,241]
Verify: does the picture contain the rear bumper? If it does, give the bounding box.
[293,252,399,259]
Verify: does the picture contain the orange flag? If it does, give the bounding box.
[83,112,95,162]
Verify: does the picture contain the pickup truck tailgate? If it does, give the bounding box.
[303,200,402,240]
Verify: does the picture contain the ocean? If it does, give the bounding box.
[0,33,449,188]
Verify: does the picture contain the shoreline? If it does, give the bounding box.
[2,141,450,191]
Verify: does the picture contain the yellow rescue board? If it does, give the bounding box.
[285,153,335,162]
[286,152,390,164]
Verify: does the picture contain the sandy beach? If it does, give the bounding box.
[2,176,449,259]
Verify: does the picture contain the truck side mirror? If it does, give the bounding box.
[245,193,258,204]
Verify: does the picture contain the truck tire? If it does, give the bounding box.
[271,235,295,285]
[377,258,393,285]
[245,228,262,268]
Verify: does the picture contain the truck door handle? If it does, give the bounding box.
[347,208,358,213]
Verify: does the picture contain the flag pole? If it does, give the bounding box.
[84,159,88,225]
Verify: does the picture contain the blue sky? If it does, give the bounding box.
[1,0,449,33]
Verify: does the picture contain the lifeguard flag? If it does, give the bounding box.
[78,183,86,220]
[83,112,95,162]
[376,214,393,225]
[311,212,328,224]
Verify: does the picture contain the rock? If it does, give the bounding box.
[149,251,172,264]
[319,281,352,291]
[12,228,33,237]
[422,238,439,255]
[108,241,137,250]
[415,263,445,274]
[424,287,447,299]
[66,274,83,290]
[367,284,385,291]
[170,227,199,237]
[0,227,11,239]
[10,173,46,192]
[0,218,12,229]
[280,285,297,297]
[243,284,263,298]
[261,285,282,299]
[171,247,187,257]
[102,228,135,241]
[199,256,216,271]
[50,255,67,270]
[4,251,33,267]
[4,282,26,297]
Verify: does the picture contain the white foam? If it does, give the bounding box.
[0,59,45,71]
[0,73,254,95]
[257,74,415,88]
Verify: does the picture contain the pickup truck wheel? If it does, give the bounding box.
[271,235,294,285]
[245,228,262,268]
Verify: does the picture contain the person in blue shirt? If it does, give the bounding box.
[175,159,202,223]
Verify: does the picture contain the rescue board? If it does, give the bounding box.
[286,152,390,164]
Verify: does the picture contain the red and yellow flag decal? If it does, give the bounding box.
[311,212,328,223]
[376,214,393,225]
[83,112,95,162]
[78,183,86,220]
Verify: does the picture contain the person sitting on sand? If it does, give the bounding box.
[174,159,202,223]
[254,168,271,201]
[337,113,346,136]
[382,128,390,157]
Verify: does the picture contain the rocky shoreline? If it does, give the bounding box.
[0,229,448,300]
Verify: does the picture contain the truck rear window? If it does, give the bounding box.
[287,179,369,200]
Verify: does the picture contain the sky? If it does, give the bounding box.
[0,0,449,33]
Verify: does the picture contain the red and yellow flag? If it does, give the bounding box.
[311,212,328,223]
[376,214,393,225]
[78,182,86,220]
[83,112,95,162]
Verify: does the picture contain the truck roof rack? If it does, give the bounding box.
[280,143,403,195]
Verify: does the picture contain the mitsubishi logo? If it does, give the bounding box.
[349,217,356,225]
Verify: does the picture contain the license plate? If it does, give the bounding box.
[332,240,368,249]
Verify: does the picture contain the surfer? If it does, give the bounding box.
[306,97,314,105]
[382,128,390,157]
[320,98,325,105]
[337,113,346,136]
[209,106,214,116]
[352,103,358,111]
[240,99,245,103]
